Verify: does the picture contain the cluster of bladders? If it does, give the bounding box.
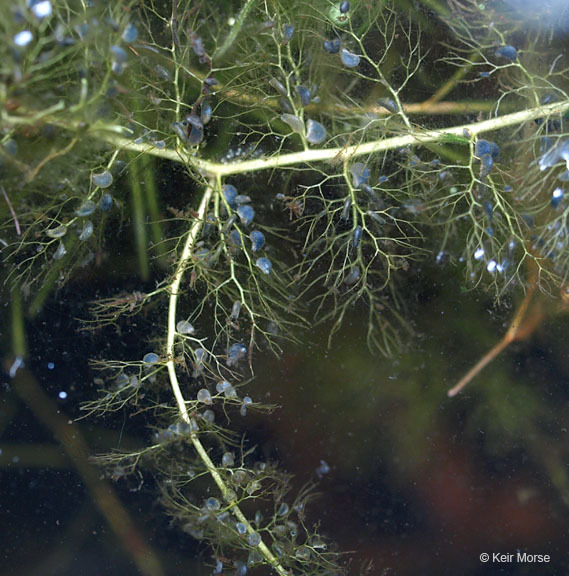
[470,122,569,275]
[193,183,272,275]
[45,170,115,260]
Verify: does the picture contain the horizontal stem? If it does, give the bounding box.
[102,99,569,178]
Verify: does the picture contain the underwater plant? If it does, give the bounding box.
[2,0,569,573]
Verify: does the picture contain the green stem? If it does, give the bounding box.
[165,181,290,576]
[103,99,569,178]
[128,154,150,281]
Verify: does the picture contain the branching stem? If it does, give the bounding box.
[165,180,290,576]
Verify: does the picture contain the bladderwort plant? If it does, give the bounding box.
[2,0,569,573]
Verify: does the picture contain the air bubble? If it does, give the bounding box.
[46,224,67,239]
[76,200,96,216]
[495,45,517,62]
[340,48,360,68]
[306,119,326,145]
[143,352,159,364]
[78,220,93,241]
[351,163,370,188]
[236,522,247,534]
[295,85,311,107]
[14,31,33,47]
[323,38,341,54]
[281,114,304,134]
[176,320,195,335]
[92,171,113,188]
[227,343,247,366]
[256,257,272,275]
[197,388,212,404]
[237,205,255,225]
[552,188,564,208]
[250,230,265,252]
[222,452,235,467]
[122,23,138,43]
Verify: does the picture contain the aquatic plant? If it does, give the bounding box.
[2,0,569,573]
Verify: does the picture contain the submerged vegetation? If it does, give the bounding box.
[2,0,569,573]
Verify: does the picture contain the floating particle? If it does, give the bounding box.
[76,200,96,216]
[295,85,311,107]
[474,247,485,260]
[479,71,490,78]
[340,0,351,13]
[143,352,159,364]
[223,184,238,208]
[53,242,67,260]
[351,162,370,187]
[306,119,326,144]
[378,97,399,113]
[227,342,247,366]
[29,0,52,19]
[78,220,93,241]
[58,391,67,400]
[248,532,261,547]
[353,225,362,248]
[46,224,67,239]
[552,187,564,208]
[323,38,341,54]
[344,265,360,285]
[340,48,360,67]
[495,45,518,62]
[256,257,272,274]
[92,171,113,188]
[250,230,265,252]
[236,522,247,534]
[281,114,304,134]
[269,77,287,97]
[176,320,195,335]
[316,459,330,478]
[47,362,55,369]
[14,30,33,47]
[282,24,294,44]
[197,388,212,404]
[122,23,138,43]
[237,205,255,225]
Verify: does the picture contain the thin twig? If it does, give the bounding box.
[1,185,21,236]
